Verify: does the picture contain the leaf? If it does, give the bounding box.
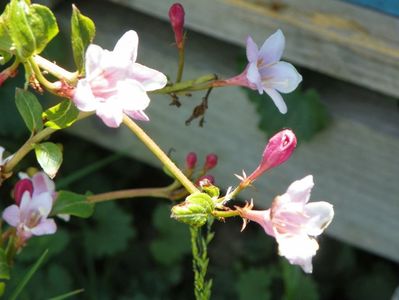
[7,0,58,59]
[150,204,190,266]
[34,142,63,178]
[0,9,13,64]
[0,248,10,280]
[51,190,94,218]
[236,268,276,300]
[9,249,48,300]
[83,202,135,258]
[15,88,43,133]
[71,4,95,73]
[247,87,331,142]
[43,100,79,129]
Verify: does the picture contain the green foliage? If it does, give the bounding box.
[247,88,331,142]
[7,0,58,60]
[281,260,319,300]
[34,142,63,179]
[0,248,10,281]
[150,204,190,266]
[43,100,79,129]
[190,220,214,300]
[83,202,135,258]
[0,8,12,64]
[51,191,94,218]
[236,268,276,300]
[8,249,48,300]
[171,192,215,227]
[15,88,43,133]
[71,4,95,73]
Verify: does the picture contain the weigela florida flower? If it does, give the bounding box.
[238,175,334,273]
[2,190,57,242]
[73,30,167,128]
[0,146,12,170]
[214,30,302,114]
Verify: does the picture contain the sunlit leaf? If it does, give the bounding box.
[43,100,79,129]
[15,88,43,133]
[51,190,94,218]
[34,142,63,178]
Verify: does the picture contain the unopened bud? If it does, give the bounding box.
[186,152,197,169]
[13,179,33,206]
[169,3,185,48]
[171,192,214,227]
[247,129,297,182]
[198,176,219,198]
[204,154,218,171]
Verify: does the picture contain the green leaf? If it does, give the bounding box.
[9,249,48,300]
[34,142,63,179]
[51,190,94,218]
[43,100,79,129]
[83,202,135,258]
[150,204,190,266]
[0,248,10,280]
[236,268,276,300]
[15,88,43,133]
[247,87,331,142]
[281,260,319,300]
[71,4,95,73]
[171,192,214,227]
[0,8,13,64]
[7,0,58,59]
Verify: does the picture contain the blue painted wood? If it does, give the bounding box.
[342,0,399,17]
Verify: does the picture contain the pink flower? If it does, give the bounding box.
[239,175,334,273]
[73,30,167,127]
[247,129,297,182]
[213,30,302,114]
[2,191,57,242]
[169,3,185,48]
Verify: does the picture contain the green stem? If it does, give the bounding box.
[122,115,199,194]
[27,57,60,92]
[212,209,240,218]
[2,112,92,175]
[33,55,78,83]
[154,74,217,94]
[176,45,185,82]
[87,187,171,203]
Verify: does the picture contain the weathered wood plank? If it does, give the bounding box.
[104,0,399,99]
[56,1,399,262]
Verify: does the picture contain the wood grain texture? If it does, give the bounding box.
[104,0,399,99]
[56,1,399,262]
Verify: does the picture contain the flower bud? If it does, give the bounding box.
[171,192,214,227]
[204,153,218,171]
[186,152,197,170]
[247,129,297,182]
[168,3,185,48]
[13,179,33,206]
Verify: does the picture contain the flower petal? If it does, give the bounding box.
[116,80,150,112]
[259,29,285,64]
[276,234,319,273]
[113,30,139,63]
[30,192,53,218]
[2,205,20,227]
[124,110,150,121]
[31,172,55,197]
[285,175,314,204]
[73,79,98,111]
[246,63,263,93]
[96,98,124,128]
[246,36,259,63]
[260,61,302,93]
[0,146,4,164]
[304,201,334,236]
[30,219,57,236]
[130,63,167,91]
[85,44,104,76]
[264,88,287,114]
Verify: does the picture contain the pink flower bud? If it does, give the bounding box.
[168,3,185,48]
[247,129,297,182]
[186,152,197,169]
[204,154,218,171]
[13,179,34,206]
[196,175,215,187]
